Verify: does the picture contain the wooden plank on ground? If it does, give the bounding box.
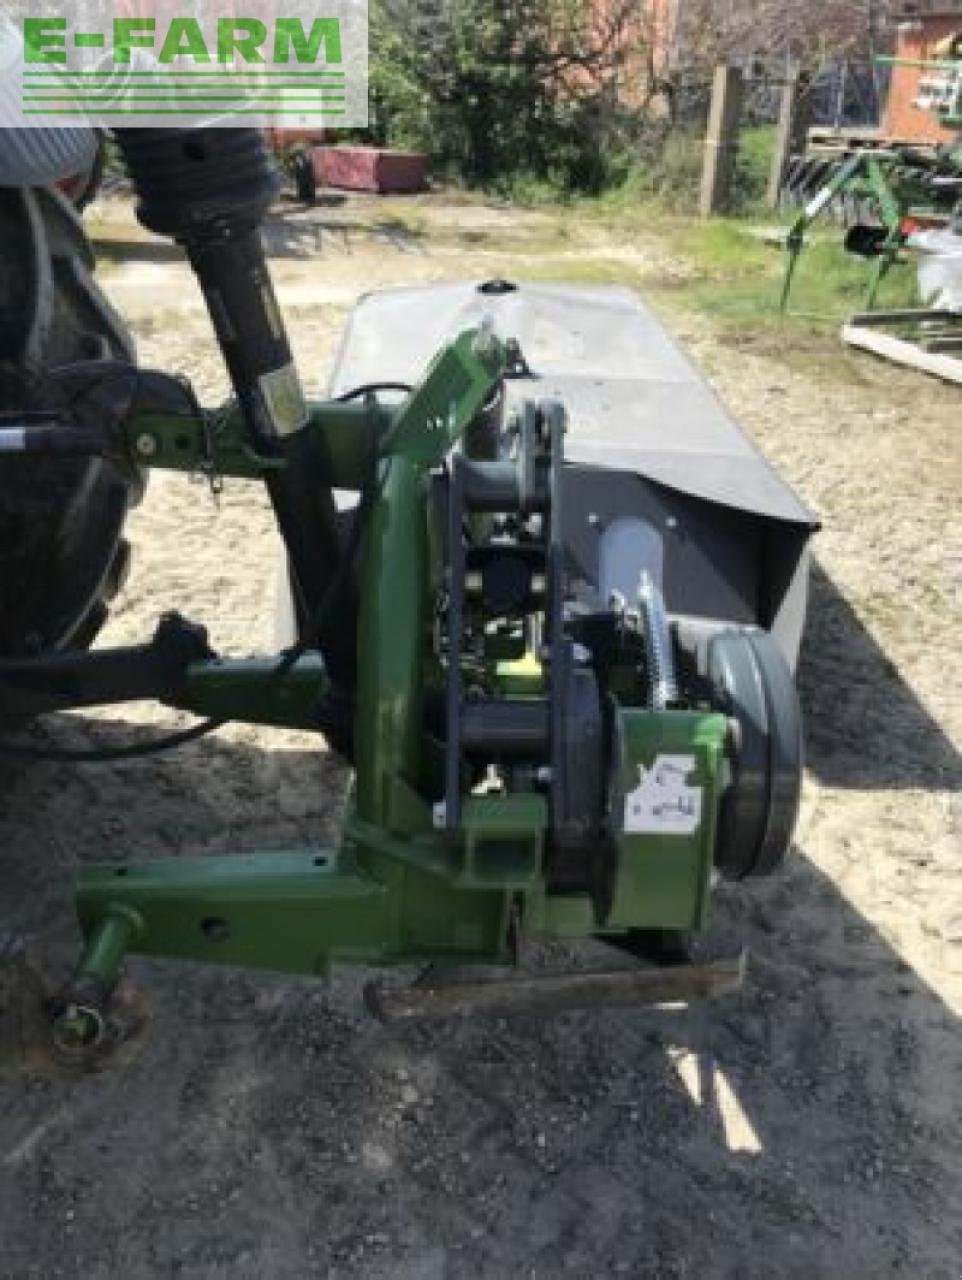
[842,322,962,384]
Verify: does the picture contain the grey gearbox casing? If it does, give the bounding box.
[299,280,818,668]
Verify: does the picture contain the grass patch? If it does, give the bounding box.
[482,193,922,383]
[369,205,429,237]
[497,197,918,346]
[732,126,776,212]
[596,132,704,215]
[511,256,650,292]
[647,216,919,336]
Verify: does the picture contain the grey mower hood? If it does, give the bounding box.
[327,279,817,530]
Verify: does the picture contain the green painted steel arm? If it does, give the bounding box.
[123,325,506,483]
[861,155,913,309]
[781,151,870,312]
[168,655,330,731]
[379,327,507,468]
[126,400,390,488]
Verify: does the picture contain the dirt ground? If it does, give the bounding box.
[1,191,959,1280]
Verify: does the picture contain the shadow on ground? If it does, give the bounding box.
[264,207,426,260]
[0,560,959,1277]
[91,204,426,269]
[799,561,960,792]
[0,724,957,1277]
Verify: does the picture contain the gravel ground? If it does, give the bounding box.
[0,194,959,1280]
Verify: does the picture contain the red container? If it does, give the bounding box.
[310,146,428,194]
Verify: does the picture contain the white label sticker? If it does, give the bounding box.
[623,754,703,836]
[259,361,308,437]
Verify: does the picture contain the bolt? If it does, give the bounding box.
[587,512,602,530]
[666,516,679,532]
[136,433,158,458]
[535,766,553,787]
[51,1002,105,1055]
[464,571,483,596]
[530,572,547,597]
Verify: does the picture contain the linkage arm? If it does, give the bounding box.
[0,613,329,733]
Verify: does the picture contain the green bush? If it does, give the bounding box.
[597,127,702,213]
[368,3,778,208]
[369,0,641,195]
[597,123,776,215]
[732,125,775,211]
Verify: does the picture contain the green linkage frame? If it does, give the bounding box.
[69,326,727,1008]
[72,328,519,987]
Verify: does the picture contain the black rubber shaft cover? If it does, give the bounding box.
[113,129,279,238]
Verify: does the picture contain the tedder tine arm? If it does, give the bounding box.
[780,151,868,313]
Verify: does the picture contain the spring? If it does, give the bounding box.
[638,570,679,711]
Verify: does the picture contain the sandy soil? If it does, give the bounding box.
[1,192,960,1280]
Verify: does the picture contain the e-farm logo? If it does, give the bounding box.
[5,2,368,127]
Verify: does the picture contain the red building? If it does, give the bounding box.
[884,1,962,142]
[584,0,683,107]
[645,0,682,75]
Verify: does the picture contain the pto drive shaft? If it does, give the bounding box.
[113,128,356,688]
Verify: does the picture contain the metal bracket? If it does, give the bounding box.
[365,949,748,1022]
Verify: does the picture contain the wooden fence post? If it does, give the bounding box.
[700,65,744,218]
[767,67,810,209]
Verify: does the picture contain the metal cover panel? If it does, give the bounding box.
[328,281,818,528]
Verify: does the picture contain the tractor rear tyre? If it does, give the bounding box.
[0,184,143,663]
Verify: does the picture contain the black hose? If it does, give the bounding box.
[0,717,223,763]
